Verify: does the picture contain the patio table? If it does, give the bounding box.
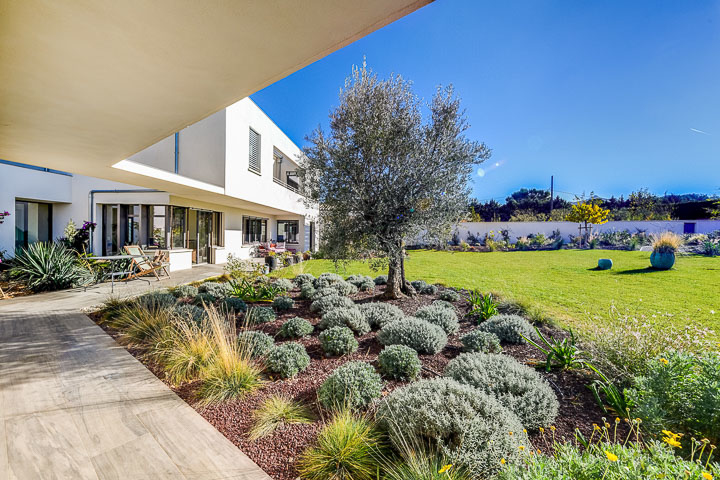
[87,254,150,293]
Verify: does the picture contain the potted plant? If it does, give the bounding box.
[303,250,312,261]
[650,231,682,270]
[293,252,301,263]
[265,251,278,271]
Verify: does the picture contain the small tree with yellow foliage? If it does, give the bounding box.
[566,202,609,246]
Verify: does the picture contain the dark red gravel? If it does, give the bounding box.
[92,284,615,480]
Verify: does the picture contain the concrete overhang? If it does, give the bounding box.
[0,0,431,182]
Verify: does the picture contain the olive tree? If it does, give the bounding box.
[299,63,490,298]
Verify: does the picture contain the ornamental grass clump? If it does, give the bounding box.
[478,314,537,344]
[106,298,176,347]
[377,378,528,478]
[359,302,404,329]
[297,409,385,480]
[272,295,294,312]
[265,342,311,379]
[439,289,460,302]
[247,306,276,324]
[377,317,448,354]
[318,306,370,335]
[279,317,314,339]
[318,361,383,410]
[460,330,502,353]
[444,352,559,430]
[651,231,683,254]
[238,330,275,358]
[155,319,213,385]
[310,293,355,314]
[172,284,199,298]
[319,326,359,356]
[377,345,421,380]
[248,394,314,441]
[414,304,459,334]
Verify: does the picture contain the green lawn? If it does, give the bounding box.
[275,249,720,334]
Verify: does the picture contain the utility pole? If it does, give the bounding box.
[549,175,554,215]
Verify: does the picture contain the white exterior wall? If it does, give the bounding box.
[443,220,720,244]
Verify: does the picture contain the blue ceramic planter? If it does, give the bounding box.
[597,259,613,270]
[650,251,675,270]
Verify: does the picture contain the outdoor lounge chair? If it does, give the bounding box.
[123,245,164,281]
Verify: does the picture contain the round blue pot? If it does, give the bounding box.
[597,258,613,270]
[650,251,675,270]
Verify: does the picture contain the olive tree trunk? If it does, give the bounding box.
[383,247,415,299]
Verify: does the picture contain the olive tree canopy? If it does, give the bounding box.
[299,62,490,298]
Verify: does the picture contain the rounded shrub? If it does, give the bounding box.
[318,307,370,335]
[193,292,217,306]
[279,317,314,339]
[332,280,358,297]
[432,299,456,311]
[318,361,383,410]
[310,294,355,314]
[172,284,199,298]
[294,273,316,286]
[222,296,247,314]
[477,314,537,344]
[173,303,206,325]
[199,281,231,298]
[238,330,274,358]
[410,279,428,292]
[377,345,421,380]
[311,287,338,301]
[377,317,448,354]
[314,273,344,289]
[138,291,177,309]
[358,302,404,329]
[299,282,316,300]
[421,284,438,295]
[273,278,294,292]
[444,352,559,430]
[374,275,388,285]
[248,306,276,324]
[439,289,460,302]
[376,378,528,478]
[266,342,311,378]
[272,295,294,312]
[319,326,359,356]
[414,304,459,334]
[346,275,375,291]
[460,330,502,353]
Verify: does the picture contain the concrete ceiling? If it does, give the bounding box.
[0,0,431,182]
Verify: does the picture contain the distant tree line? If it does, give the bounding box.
[469,188,719,222]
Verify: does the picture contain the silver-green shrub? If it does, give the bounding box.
[299,282,316,300]
[432,299,456,311]
[377,378,528,478]
[319,326,359,356]
[273,278,294,292]
[310,294,355,314]
[311,286,337,301]
[318,361,383,410]
[478,314,537,344]
[266,342,311,378]
[318,307,370,335]
[222,297,247,314]
[272,295,294,311]
[346,274,375,291]
[238,330,274,358]
[294,273,316,286]
[444,352,558,430]
[377,345,421,380]
[421,284,438,295]
[173,303,206,325]
[460,330,502,353]
[377,317,448,354]
[279,317,314,339]
[438,289,460,302]
[410,279,428,291]
[332,280,358,296]
[138,291,177,309]
[374,275,388,285]
[247,306,276,324]
[314,273,344,289]
[173,284,199,298]
[199,281,231,298]
[193,292,217,306]
[414,304,459,334]
[358,302,404,329]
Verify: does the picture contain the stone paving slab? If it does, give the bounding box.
[0,266,271,480]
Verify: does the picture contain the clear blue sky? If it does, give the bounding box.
[251,0,720,202]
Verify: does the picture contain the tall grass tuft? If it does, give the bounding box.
[297,409,385,480]
[248,394,314,440]
[196,306,263,404]
[651,231,683,253]
[154,319,213,385]
[102,297,175,348]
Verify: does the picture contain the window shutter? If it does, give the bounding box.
[249,128,261,173]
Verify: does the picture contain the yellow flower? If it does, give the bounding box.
[523,429,527,434]
[662,430,676,438]
[539,427,545,433]
[550,426,556,431]
[519,445,525,451]
[438,464,452,474]
[663,436,682,448]
[615,417,620,423]
[660,358,669,365]
[509,431,513,436]
[500,458,506,465]
[702,473,713,480]
[593,424,601,431]
[605,451,618,462]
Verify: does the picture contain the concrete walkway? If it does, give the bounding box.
[0,267,271,479]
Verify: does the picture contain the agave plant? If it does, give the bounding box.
[10,242,87,291]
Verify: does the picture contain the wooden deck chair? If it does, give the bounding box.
[123,245,162,281]
[153,250,171,277]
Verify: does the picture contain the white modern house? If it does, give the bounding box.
[0,98,317,271]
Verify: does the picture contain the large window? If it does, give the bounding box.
[277,220,299,244]
[171,207,187,248]
[15,200,52,250]
[213,212,223,246]
[244,217,267,243]
[144,205,167,248]
[249,127,261,173]
[122,205,141,246]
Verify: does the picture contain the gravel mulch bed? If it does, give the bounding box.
[92,282,615,480]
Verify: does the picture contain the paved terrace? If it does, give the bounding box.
[0,265,271,479]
